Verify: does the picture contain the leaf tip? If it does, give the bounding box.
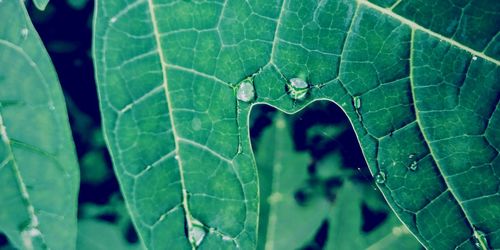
[32,0,49,11]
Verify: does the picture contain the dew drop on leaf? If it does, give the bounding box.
[288,78,309,100]
[408,161,418,171]
[375,171,386,184]
[21,28,28,39]
[473,230,489,250]
[236,80,255,102]
[190,225,206,247]
[353,96,361,109]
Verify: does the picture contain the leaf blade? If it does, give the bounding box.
[0,1,79,249]
[93,0,500,249]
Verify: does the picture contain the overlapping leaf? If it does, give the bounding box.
[0,1,79,249]
[93,0,500,249]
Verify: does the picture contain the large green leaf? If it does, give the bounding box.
[0,1,79,249]
[93,0,499,249]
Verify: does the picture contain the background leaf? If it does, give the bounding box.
[256,113,329,249]
[256,107,422,250]
[0,0,79,249]
[93,0,500,249]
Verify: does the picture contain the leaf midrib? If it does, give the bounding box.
[0,37,48,249]
[146,0,196,248]
[358,0,499,65]
[0,110,46,249]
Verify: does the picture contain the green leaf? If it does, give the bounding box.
[65,0,89,10]
[93,0,499,249]
[0,1,79,249]
[256,113,329,249]
[32,0,50,11]
[77,220,141,250]
[326,181,421,250]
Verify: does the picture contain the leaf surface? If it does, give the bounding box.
[93,0,500,249]
[0,1,79,249]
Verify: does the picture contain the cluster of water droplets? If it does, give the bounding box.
[375,171,386,184]
[408,154,418,171]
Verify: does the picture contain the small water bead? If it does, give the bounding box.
[407,154,418,171]
[21,28,29,38]
[288,78,309,100]
[473,230,489,250]
[472,56,478,61]
[353,96,361,109]
[408,161,418,171]
[190,225,206,247]
[236,79,255,102]
[375,171,386,184]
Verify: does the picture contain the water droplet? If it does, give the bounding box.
[288,78,308,100]
[174,155,180,160]
[236,79,255,102]
[473,230,488,250]
[190,225,206,247]
[472,56,478,61]
[408,154,415,159]
[375,171,386,184]
[408,161,418,171]
[353,96,361,109]
[191,117,202,131]
[222,235,232,241]
[110,17,117,23]
[21,28,29,38]
[49,105,55,111]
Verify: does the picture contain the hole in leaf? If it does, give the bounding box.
[252,101,374,248]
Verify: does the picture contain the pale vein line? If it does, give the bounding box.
[178,138,232,164]
[264,115,285,250]
[358,0,500,65]
[409,29,478,238]
[0,112,45,249]
[0,40,50,249]
[165,63,232,87]
[146,0,195,248]
[389,0,403,10]
[119,84,163,113]
[269,0,287,65]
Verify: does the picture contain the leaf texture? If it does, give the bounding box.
[93,0,500,249]
[0,1,79,249]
